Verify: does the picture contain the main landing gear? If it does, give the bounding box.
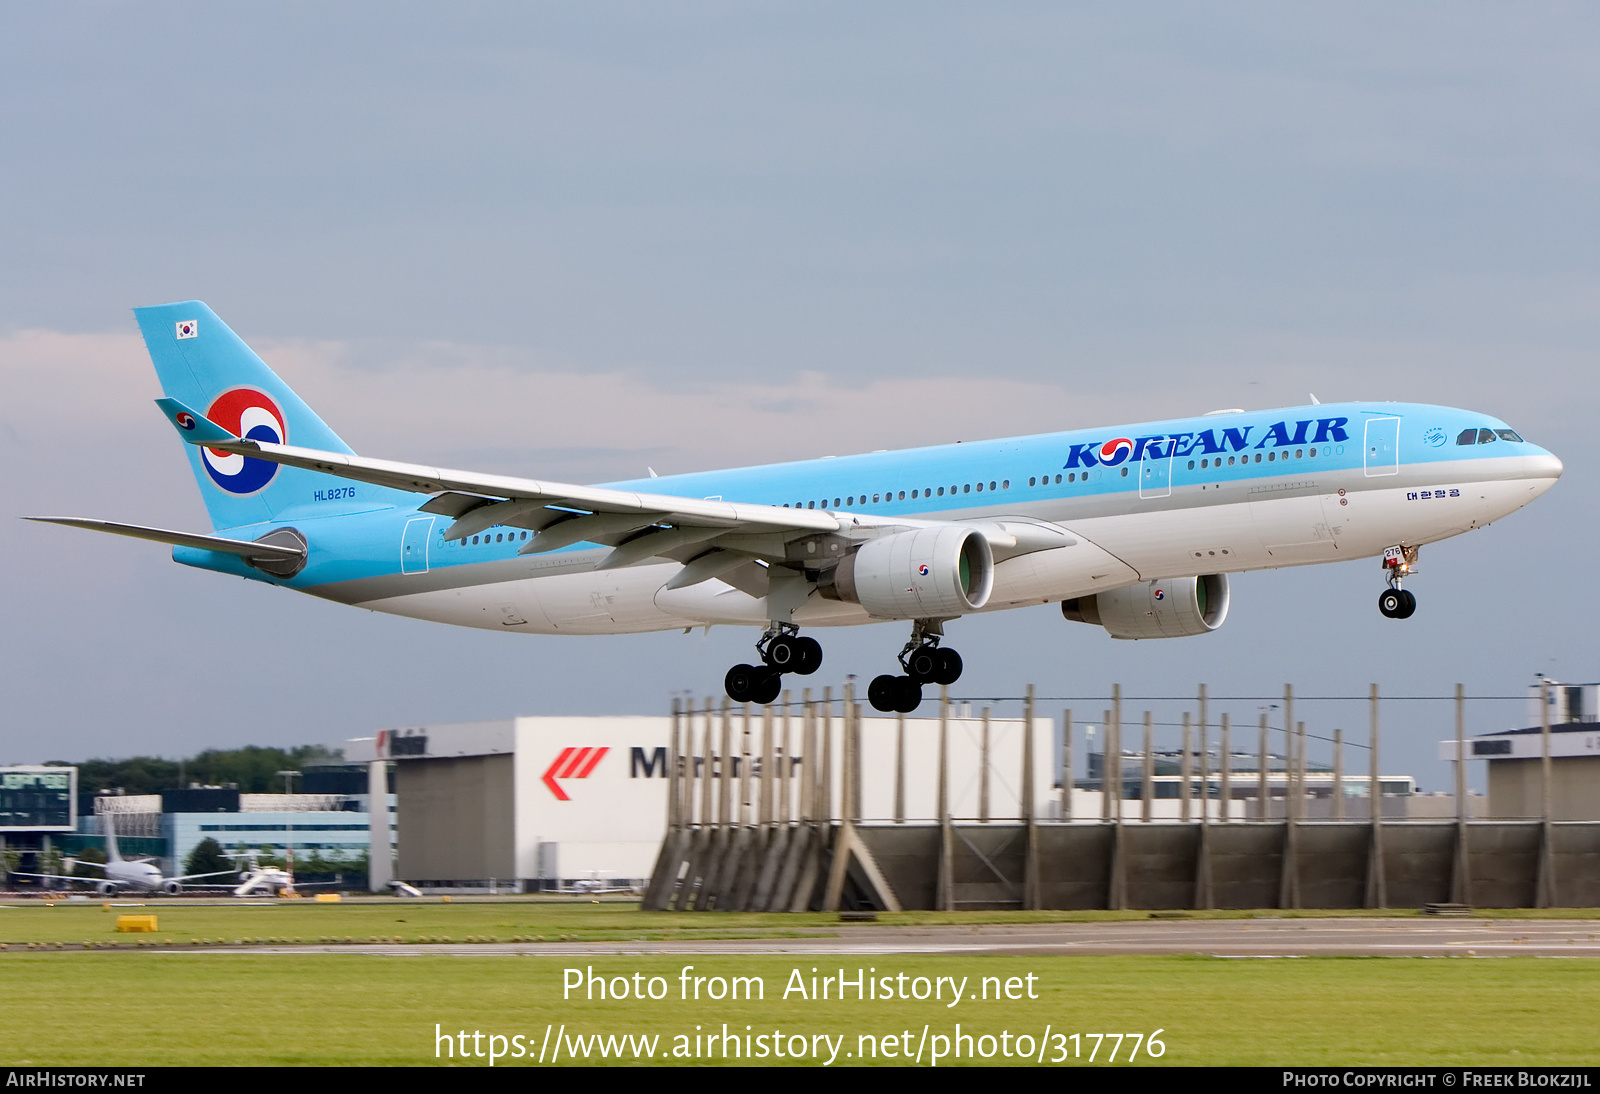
[724,623,822,705]
[868,620,964,714]
[1378,544,1419,620]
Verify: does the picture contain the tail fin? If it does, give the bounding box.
[103,811,123,863]
[134,301,380,530]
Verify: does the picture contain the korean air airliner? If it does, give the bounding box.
[30,302,1562,713]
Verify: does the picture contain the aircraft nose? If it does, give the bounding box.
[1525,451,1564,481]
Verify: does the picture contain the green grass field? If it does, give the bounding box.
[2,952,1597,1066]
[3,901,1598,1067]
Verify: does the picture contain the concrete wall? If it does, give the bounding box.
[852,820,1600,910]
[396,754,515,881]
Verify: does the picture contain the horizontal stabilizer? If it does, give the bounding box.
[153,398,241,446]
[25,517,306,567]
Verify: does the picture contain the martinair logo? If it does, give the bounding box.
[543,746,609,800]
[200,387,287,495]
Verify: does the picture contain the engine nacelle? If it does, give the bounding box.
[162,880,183,896]
[97,880,118,897]
[821,526,994,619]
[1062,574,1230,640]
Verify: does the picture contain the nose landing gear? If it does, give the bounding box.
[1378,544,1419,619]
[868,619,963,713]
[724,623,822,705]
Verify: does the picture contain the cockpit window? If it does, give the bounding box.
[1477,429,1498,444]
[1495,429,1523,443]
[1456,429,1478,445]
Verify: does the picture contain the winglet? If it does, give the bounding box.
[154,397,240,446]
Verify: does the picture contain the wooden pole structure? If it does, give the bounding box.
[979,706,991,823]
[798,689,814,824]
[760,701,774,826]
[1100,712,1111,823]
[1220,713,1232,823]
[1111,685,1123,822]
[779,691,792,824]
[894,710,906,823]
[1297,721,1307,823]
[851,693,863,825]
[1022,686,1037,823]
[1023,684,1039,909]
[819,686,833,823]
[1365,684,1386,909]
[1333,728,1345,821]
[937,685,954,911]
[1203,690,1209,908]
[1180,712,1192,823]
[1284,684,1296,822]
[699,703,717,828]
[1109,684,1126,909]
[1538,678,1556,907]
[1257,713,1269,821]
[718,701,734,827]
[668,697,682,830]
[1141,711,1154,823]
[1062,710,1073,821]
[1451,684,1470,905]
[823,682,855,911]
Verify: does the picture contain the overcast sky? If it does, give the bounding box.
[3,4,1597,790]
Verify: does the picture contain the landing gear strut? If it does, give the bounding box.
[724,623,822,705]
[868,619,963,714]
[1378,544,1418,620]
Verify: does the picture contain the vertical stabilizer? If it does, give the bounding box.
[134,301,403,530]
[103,811,123,864]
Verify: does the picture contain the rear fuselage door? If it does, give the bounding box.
[402,515,435,575]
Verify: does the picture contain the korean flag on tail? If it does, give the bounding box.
[175,319,198,339]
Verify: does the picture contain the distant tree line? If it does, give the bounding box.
[48,744,344,795]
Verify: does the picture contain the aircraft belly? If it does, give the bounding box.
[523,564,696,634]
[1069,502,1267,583]
[654,579,869,627]
[357,567,699,635]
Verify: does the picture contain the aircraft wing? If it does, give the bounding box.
[7,872,90,884]
[170,869,242,883]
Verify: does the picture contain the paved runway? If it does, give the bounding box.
[110,917,1600,958]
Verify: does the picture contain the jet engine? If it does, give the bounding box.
[820,526,994,619]
[162,880,183,895]
[97,880,118,897]
[1061,574,1230,640]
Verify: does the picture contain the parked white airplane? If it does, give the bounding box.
[31,302,1562,712]
[13,813,234,896]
